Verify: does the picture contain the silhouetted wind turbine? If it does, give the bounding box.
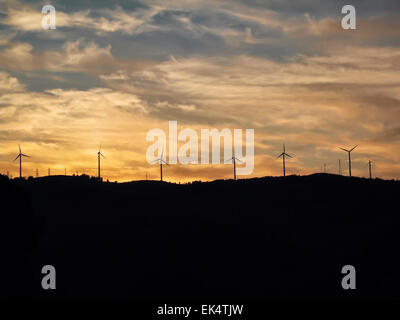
[368,160,373,179]
[339,145,357,177]
[13,144,30,178]
[97,145,106,179]
[226,151,243,180]
[153,149,168,181]
[277,144,292,177]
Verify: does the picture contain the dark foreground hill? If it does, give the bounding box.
[2,173,400,300]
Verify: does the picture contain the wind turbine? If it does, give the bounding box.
[153,149,168,181]
[13,144,30,178]
[277,144,292,177]
[368,160,373,179]
[339,145,357,177]
[226,151,243,180]
[97,145,106,179]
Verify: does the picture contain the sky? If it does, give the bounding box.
[1,0,400,182]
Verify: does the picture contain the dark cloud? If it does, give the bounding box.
[0,129,64,144]
[373,127,400,143]
[233,0,400,18]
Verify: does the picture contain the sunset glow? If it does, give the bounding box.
[1,0,400,182]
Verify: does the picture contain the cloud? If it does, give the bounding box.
[0,29,17,46]
[0,71,25,92]
[1,0,400,180]
[46,40,114,72]
[154,101,196,113]
[0,86,148,128]
[3,4,161,34]
[0,39,114,73]
[373,127,400,143]
[100,70,129,81]
[0,42,37,70]
[96,48,400,179]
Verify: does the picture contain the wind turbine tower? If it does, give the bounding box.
[339,145,358,177]
[153,149,168,181]
[277,144,292,177]
[226,151,243,180]
[368,160,372,179]
[97,145,106,180]
[13,145,30,178]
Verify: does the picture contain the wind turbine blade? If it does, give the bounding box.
[18,144,21,153]
[277,152,284,158]
[339,147,349,152]
[152,159,161,164]
[285,153,293,158]
[100,153,106,159]
[21,154,30,157]
[349,145,358,152]
[13,154,20,161]
[234,157,243,163]
[225,157,233,162]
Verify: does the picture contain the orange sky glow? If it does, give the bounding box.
[1,0,400,182]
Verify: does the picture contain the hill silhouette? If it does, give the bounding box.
[3,173,400,300]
